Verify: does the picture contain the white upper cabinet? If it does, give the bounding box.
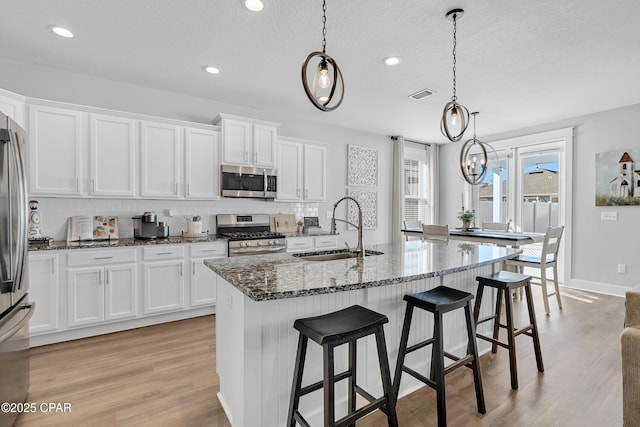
[277,137,326,202]
[0,88,27,128]
[140,121,182,198]
[303,144,327,201]
[28,105,84,196]
[89,114,136,197]
[184,127,219,199]
[214,114,279,167]
[278,139,304,201]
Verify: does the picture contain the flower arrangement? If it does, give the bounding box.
[457,210,475,223]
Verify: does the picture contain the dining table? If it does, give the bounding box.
[401,227,546,247]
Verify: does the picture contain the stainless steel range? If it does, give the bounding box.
[216,214,286,257]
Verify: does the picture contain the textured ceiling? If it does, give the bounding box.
[1,0,639,142]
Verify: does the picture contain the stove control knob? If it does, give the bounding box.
[257,241,264,246]
[240,241,248,248]
[268,240,275,245]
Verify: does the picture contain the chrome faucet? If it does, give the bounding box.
[330,196,364,258]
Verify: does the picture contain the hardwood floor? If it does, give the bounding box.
[16,287,623,426]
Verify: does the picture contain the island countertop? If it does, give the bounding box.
[205,240,520,301]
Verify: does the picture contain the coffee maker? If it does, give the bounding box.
[132,212,158,239]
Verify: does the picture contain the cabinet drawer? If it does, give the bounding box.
[143,245,185,261]
[286,237,314,252]
[68,248,137,267]
[190,242,227,258]
[314,236,337,249]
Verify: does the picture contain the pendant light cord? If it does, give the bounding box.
[451,13,458,102]
[322,0,327,54]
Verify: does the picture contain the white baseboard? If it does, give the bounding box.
[566,278,629,297]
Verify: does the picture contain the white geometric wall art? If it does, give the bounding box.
[348,145,378,187]
[347,189,377,230]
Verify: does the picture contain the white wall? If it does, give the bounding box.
[439,103,640,295]
[0,58,392,246]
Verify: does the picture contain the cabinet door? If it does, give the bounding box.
[185,128,219,199]
[277,140,303,201]
[28,254,59,334]
[190,259,217,307]
[140,121,182,198]
[28,105,83,196]
[304,144,327,201]
[253,124,277,167]
[105,264,137,320]
[221,119,251,165]
[68,267,104,327]
[143,260,185,314]
[286,236,314,252]
[89,114,136,197]
[0,90,26,128]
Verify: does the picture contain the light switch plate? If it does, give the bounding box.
[601,211,617,221]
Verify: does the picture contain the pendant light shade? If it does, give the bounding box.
[459,112,490,185]
[301,0,344,112]
[441,8,469,142]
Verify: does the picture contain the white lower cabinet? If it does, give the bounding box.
[67,264,138,327]
[28,253,60,334]
[29,242,221,345]
[189,242,226,307]
[143,246,185,314]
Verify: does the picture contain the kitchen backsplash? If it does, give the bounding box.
[33,197,320,241]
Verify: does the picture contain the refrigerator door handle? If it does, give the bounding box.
[11,128,29,292]
[0,301,35,345]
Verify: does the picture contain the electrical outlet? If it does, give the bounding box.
[601,211,617,221]
[618,264,627,274]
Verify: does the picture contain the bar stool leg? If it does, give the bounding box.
[375,325,399,427]
[433,311,447,427]
[287,334,308,427]
[464,301,486,414]
[323,344,336,427]
[472,283,485,323]
[503,292,519,389]
[524,283,544,373]
[491,288,504,354]
[392,304,414,397]
[348,340,356,427]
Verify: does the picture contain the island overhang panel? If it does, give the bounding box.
[206,241,520,427]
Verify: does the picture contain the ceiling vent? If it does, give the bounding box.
[408,88,435,100]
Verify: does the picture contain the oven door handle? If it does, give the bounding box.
[0,301,35,345]
[263,169,267,198]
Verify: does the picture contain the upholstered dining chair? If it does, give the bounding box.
[504,226,564,314]
[481,221,509,232]
[422,224,449,242]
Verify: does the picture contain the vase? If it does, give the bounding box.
[462,221,471,229]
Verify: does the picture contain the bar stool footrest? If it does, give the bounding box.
[401,365,437,389]
[335,397,388,427]
[299,369,352,396]
[293,410,311,427]
[405,337,435,354]
[476,333,510,350]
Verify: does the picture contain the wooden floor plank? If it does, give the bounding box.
[15,287,623,426]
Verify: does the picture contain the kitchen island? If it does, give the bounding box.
[205,240,520,427]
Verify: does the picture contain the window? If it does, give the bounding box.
[403,144,432,224]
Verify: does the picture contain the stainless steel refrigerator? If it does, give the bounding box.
[0,111,35,427]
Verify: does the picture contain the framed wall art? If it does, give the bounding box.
[595,149,640,206]
[347,189,377,230]
[347,145,378,187]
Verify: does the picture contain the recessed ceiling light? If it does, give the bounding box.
[204,66,220,75]
[384,56,401,66]
[244,0,264,12]
[49,26,74,38]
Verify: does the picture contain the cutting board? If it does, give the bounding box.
[272,214,297,233]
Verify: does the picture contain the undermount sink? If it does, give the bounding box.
[295,249,383,262]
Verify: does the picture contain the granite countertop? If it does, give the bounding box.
[205,240,521,301]
[28,235,227,251]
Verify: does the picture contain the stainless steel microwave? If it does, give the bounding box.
[220,165,277,199]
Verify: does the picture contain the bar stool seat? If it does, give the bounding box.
[393,286,485,427]
[474,271,544,390]
[287,304,398,427]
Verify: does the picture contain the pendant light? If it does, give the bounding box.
[459,112,490,185]
[301,0,344,112]
[441,8,469,142]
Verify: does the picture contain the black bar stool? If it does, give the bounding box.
[393,286,485,427]
[474,271,544,389]
[287,304,398,427]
